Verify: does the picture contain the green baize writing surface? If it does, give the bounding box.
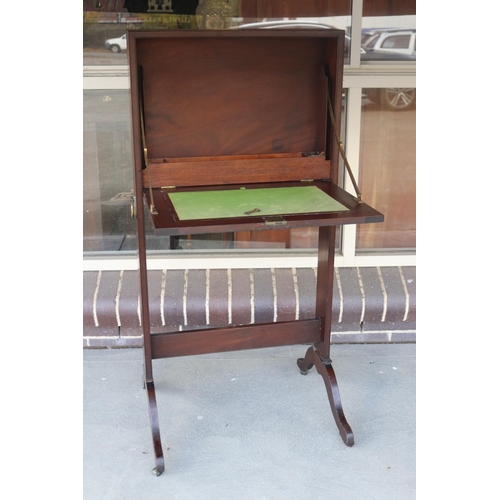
[168,186,349,221]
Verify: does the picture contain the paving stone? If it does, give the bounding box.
[83,271,99,331]
[252,269,275,324]
[274,268,297,322]
[208,269,229,327]
[186,269,208,326]
[230,269,252,325]
[163,270,185,328]
[94,271,120,336]
[119,270,141,336]
[295,267,316,320]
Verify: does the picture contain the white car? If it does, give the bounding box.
[362,29,416,57]
[105,34,127,53]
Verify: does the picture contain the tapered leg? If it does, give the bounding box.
[146,381,165,476]
[136,189,165,474]
[298,346,354,447]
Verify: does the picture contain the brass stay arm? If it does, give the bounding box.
[139,83,158,215]
[327,93,363,204]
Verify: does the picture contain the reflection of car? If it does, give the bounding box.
[360,46,415,63]
[105,34,127,53]
[234,20,415,62]
[234,21,416,111]
[357,42,416,111]
[233,20,333,30]
[364,87,416,111]
[362,29,416,57]
[344,35,416,62]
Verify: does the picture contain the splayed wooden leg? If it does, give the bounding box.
[297,346,354,447]
[146,381,165,476]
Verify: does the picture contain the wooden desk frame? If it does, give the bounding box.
[128,29,383,476]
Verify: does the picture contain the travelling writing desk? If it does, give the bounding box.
[128,29,383,476]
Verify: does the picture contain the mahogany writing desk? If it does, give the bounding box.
[127,29,383,476]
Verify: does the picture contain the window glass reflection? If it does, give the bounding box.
[83,90,135,251]
[356,87,416,251]
[361,0,415,63]
[83,1,354,66]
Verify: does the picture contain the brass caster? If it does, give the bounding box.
[152,467,162,477]
[297,358,309,375]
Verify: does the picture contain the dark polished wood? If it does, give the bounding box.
[137,34,333,160]
[146,381,165,476]
[128,29,383,475]
[315,225,336,359]
[297,346,354,446]
[144,156,330,188]
[151,319,321,359]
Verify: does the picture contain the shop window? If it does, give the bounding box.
[83,1,415,260]
[356,87,416,251]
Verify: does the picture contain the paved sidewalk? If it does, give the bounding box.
[83,343,416,500]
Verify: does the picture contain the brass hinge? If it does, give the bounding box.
[264,216,287,227]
